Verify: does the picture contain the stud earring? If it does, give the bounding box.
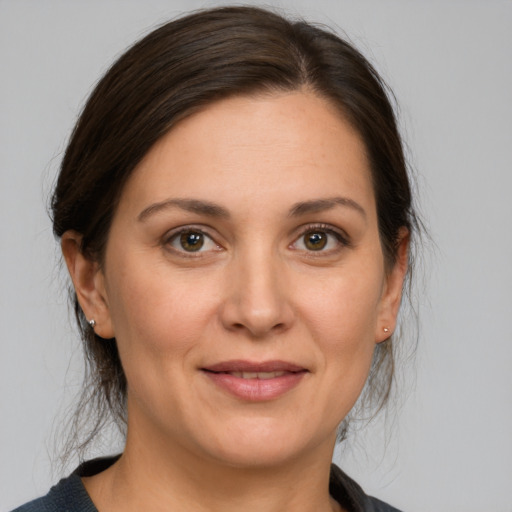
[88,319,96,328]
[383,327,390,333]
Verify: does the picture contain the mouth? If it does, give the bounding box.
[201,360,308,401]
[220,370,290,380]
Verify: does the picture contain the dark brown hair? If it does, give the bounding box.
[52,5,418,457]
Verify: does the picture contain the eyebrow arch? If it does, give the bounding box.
[138,198,230,222]
[289,197,367,219]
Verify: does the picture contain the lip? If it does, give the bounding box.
[201,360,308,401]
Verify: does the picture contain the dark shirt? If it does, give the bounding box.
[12,457,402,512]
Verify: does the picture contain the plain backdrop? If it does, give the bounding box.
[1,1,511,511]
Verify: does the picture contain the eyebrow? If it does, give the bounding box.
[289,197,366,219]
[138,196,366,222]
[138,198,230,221]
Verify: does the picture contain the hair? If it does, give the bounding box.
[52,5,419,461]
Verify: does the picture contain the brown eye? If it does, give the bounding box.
[292,225,349,254]
[303,232,328,251]
[179,231,205,251]
[166,228,221,255]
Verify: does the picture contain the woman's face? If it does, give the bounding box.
[77,91,406,468]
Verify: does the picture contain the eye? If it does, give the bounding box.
[166,228,220,254]
[292,225,348,253]
[303,232,329,251]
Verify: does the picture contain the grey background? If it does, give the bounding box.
[1,1,511,511]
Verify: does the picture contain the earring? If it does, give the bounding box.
[88,319,96,328]
[383,327,390,333]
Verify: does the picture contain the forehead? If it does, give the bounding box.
[118,91,375,218]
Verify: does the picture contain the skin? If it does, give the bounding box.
[62,91,408,512]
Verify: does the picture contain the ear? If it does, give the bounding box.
[375,228,409,343]
[61,231,115,339]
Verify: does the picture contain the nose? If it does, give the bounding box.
[219,249,295,338]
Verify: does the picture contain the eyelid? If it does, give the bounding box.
[161,222,351,257]
[162,225,223,256]
[290,223,351,251]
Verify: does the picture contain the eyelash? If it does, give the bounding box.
[163,226,221,257]
[162,223,350,257]
[291,223,351,254]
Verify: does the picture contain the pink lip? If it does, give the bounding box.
[201,360,308,401]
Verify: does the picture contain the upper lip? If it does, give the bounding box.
[202,360,307,373]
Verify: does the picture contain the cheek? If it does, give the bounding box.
[105,258,222,364]
[298,265,383,345]
[104,265,222,423]
[296,265,383,400]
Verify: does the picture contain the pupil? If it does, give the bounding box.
[180,232,204,251]
[305,232,327,250]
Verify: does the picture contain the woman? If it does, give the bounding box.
[13,6,417,512]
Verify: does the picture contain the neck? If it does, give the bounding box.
[83,422,341,512]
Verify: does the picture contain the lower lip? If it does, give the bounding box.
[203,371,307,401]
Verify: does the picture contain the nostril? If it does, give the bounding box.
[219,293,294,337]
[228,320,287,338]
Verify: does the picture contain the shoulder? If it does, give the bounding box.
[10,474,96,512]
[9,457,120,512]
[330,464,403,512]
[363,496,403,512]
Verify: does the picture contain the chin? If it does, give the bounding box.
[198,417,334,470]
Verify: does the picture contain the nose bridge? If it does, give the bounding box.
[221,242,293,337]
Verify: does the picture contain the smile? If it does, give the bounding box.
[201,360,308,401]
[226,371,287,379]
